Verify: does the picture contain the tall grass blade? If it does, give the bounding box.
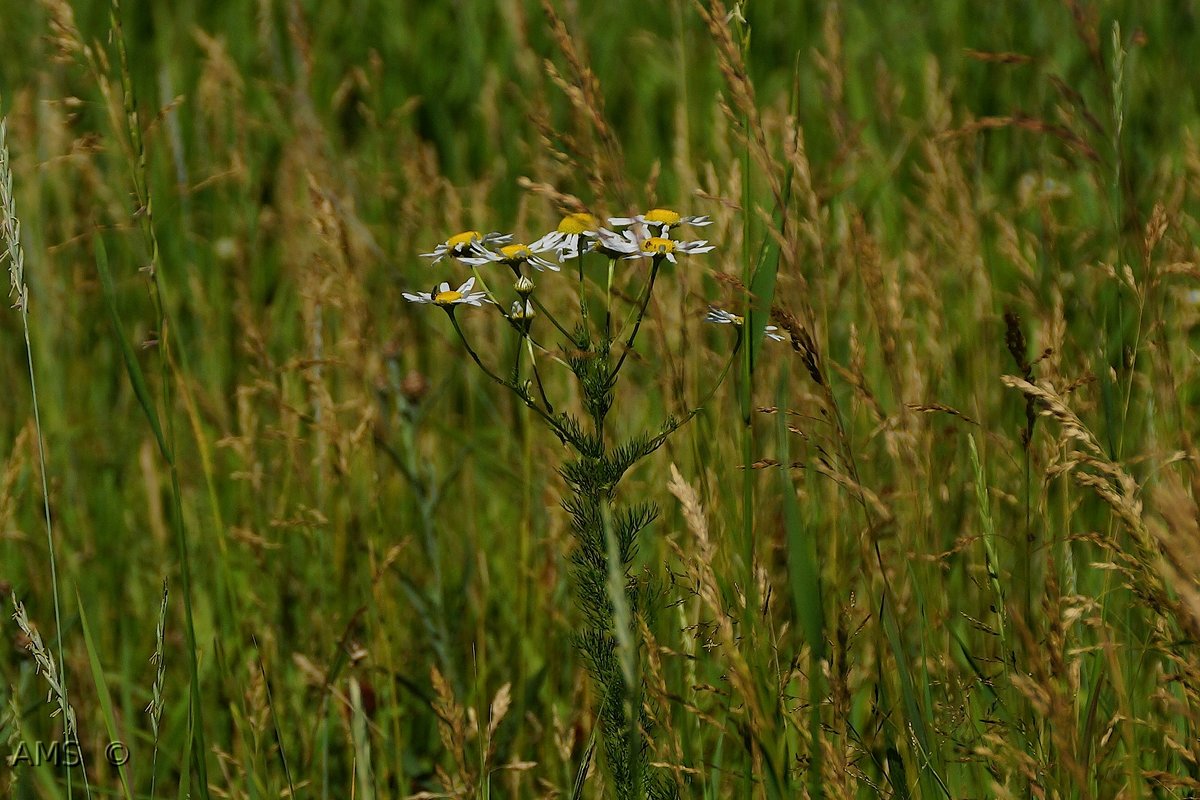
[776,374,824,796]
[74,592,134,800]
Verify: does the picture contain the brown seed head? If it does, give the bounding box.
[401,370,429,403]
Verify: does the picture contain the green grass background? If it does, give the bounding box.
[2,0,1200,797]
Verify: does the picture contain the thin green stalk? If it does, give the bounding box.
[518,369,535,704]
[512,325,525,383]
[578,241,591,336]
[604,257,616,341]
[739,320,754,601]
[107,4,212,791]
[734,8,759,630]
[1110,22,1134,462]
[448,311,575,446]
[1,114,90,798]
[609,256,663,378]
[527,336,556,414]
[530,294,579,344]
[252,636,297,800]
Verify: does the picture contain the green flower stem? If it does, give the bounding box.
[530,295,580,345]
[447,310,574,446]
[697,328,742,409]
[648,330,742,444]
[604,257,616,342]
[512,325,525,383]
[468,265,562,348]
[526,336,555,415]
[609,256,662,379]
[577,238,591,338]
[449,310,522,388]
[467,264,498,304]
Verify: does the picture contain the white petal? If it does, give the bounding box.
[458,277,476,292]
[528,232,559,252]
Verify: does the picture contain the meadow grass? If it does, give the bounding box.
[2,0,1200,797]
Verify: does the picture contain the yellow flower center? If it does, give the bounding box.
[557,213,599,234]
[433,290,463,305]
[641,237,676,255]
[500,244,532,261]
[643,208,682,226]
[730,313,745,325]
[447,231,482,251]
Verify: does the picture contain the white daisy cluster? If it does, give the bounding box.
[405,207,716,318]
[404,209,787,348]
[550,208,714,263]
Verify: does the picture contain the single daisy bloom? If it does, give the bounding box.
[421,230,513,264]
[704,306,785,341]
[556,212,600,236]
[592,227,645,260]
[461,233,561,272]
[639,236,715,263]
[609,208,712,236]
[546,212,601,261]
[402,277,490,308]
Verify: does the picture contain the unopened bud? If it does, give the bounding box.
[510,300,535,322]
[515,275,535,296]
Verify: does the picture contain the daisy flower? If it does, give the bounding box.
[609,208,712,237]
[639,236,714,263]
[421,230,512,264]
[402,277,490,308]
[545,212,601,261]
[555,226,645,260]
[461,233,561,272]
[592,227,645,260]
[704,306,785,341]
[556,212,600,236]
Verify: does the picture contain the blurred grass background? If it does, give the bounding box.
[3,0,1200,797]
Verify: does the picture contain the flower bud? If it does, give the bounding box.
[510,299,536,321]
[515,275,535,296]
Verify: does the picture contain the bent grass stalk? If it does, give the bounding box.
[2,110,91,798]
